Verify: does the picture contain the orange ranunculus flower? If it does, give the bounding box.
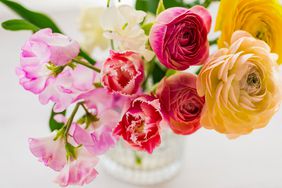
[215,0,282,64]
[197,30,282,137]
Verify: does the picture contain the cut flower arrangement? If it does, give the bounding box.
[1,0,282,186]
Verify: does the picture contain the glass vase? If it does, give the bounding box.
[101,128,185,185]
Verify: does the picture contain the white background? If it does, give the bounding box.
[1,1,282,188]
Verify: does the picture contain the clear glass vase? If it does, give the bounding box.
[101,128,185,185]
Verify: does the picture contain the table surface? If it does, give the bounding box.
[1,1,282,188]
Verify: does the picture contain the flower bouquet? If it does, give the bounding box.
[1,0,282,186]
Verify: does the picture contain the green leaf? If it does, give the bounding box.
[195,66,202,75]
[135,0,159,14]
[165,69,177,77]
[136,0,195,14]
[156,0,165,15]
[141,22,154,36]
[2,19,39,32]
[49,108,66,132]
[152,62,167,84]
[0,0,62,33]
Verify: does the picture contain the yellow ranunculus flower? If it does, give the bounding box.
[215,0,282,64]
[197,31,282,137]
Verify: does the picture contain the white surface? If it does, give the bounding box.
[1,1,282,188]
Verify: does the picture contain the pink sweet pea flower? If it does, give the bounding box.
[31,28,80,66]
[39,65,96,112]
[28,135,67,171]
[76,88,115,115]
[17,28,90,112]
[72,109,120,155]
[76,88,130,115]
[114,95,163,154]
[16,40,52,94]
[55,148,98,187]
[149,6,211,70]
[72,123,116,155]
[102,51,144,96]
[73,88,127,155]
[156,73,205,135]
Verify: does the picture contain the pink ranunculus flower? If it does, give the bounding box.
[156,73,205,135]
[28,135,67,171]
[39,64,96,112]
[55,148,98,187]
[102,51,144,96]
[31,28,80,66]
[149,6,211,70]
[114,95,163,154]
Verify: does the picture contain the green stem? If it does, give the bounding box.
[64,102,81,142]
[81,103,90,115]
[79,49,96,65]
[107,0,111,7]
[73,58,101,73]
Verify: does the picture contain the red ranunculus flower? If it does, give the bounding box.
[157,73,205,135]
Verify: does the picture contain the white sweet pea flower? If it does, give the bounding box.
[100,5,154,61]
[80,7,110,52]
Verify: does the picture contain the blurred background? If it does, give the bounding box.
[0,0,282,187]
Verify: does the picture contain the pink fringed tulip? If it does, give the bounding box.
[114,95,162,154]
[55,149,98,187]
[157,73,205,135]
[102,51,144,96]
[149,6,211,70]
[28,135,67,171]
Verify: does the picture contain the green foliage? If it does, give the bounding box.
[135,0,196,14]
[49,108,66,132]
[135,0,159,14]
[156,0,165,15]
[152,62,167,84]
[0,0,62,32]
[2,19,39,32]
[195,66,203,75]
[141,22,154,35]
[165,69,177,77]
